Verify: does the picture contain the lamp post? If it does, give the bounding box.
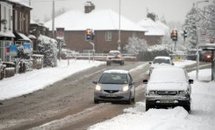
[195,0,209,80]
[117,0,121,51]
[195,0,209,47]
[52,0,55,38]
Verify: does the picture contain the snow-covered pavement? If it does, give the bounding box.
[88,68,215,130]
[0,60,104,100]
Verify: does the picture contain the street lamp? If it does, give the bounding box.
[195,0,209,47]
[195,0,209,80]
[117,0,121,51]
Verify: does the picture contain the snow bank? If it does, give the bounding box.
[0,60,104,100]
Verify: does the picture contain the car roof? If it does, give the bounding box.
[109,50,120,53]
[154,56,171,60]
[150,66,186,82]
[103,69,129,74]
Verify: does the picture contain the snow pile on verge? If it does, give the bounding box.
[88,68,215,130]
[0,60,104,100]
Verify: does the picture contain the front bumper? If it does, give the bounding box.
[94,90,130,102]
[146,95,190,106]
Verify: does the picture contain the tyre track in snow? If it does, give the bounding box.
[0,61,148,130]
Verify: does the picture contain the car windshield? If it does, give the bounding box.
[99,73,128,84]
[108,52,120,56]
[153,58,170,64]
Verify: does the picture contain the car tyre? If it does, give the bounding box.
[106,61,111,66]
[94,98,99,104]
[120,61,124,65]
[184,103,191,113]
[145,100,152,111]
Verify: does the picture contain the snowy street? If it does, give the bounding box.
[0,59,214,130]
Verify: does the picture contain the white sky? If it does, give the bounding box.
[30,0,211,23]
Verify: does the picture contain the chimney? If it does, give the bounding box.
[84,1,95,13]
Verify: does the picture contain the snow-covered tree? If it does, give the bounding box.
[204,0,215,42]
[183,4,199,49]
[125,36,148,54]
[37,35,58,67]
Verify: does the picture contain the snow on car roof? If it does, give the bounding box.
[154,56,171,60]
[104,69,128,74]
[150,66,186,82]
[109,50,121,53]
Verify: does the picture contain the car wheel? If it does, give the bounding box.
[184,103,191,113]
[94,98,99,104]
[145,100,152,111]
[106,61,111,66]
[120,61,124,65]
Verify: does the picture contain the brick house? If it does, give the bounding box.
[0,0,14,61]
[44,2,149,53]
[0,0,31,61]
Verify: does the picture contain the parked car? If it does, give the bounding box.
[149,56,174,74]
[106,50,124,65]
[143,66,193,112]
[0,60,5,80]
[93,69,135,104]
[3,61,16,77]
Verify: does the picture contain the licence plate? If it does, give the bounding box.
[106,94,116,97]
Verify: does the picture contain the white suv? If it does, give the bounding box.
[143,66,193,113]
[149,56,174,74]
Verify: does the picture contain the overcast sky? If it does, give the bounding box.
[30,0,210,23]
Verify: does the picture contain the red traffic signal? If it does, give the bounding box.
[171,29,178,41]
[85,28,94,41]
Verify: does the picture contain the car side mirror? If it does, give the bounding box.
[129,82,134,86]
[143,79,148,84]
[149,62,152,64]
[189,79,194,84]
[92,81,98,84]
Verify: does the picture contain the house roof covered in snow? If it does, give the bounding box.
[138,18,166,36]
[8,0,31,8]
[44,9,147,32]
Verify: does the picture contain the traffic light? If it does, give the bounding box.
[85,28,94,41]
[183,30,188,40]
[171,29,178,41]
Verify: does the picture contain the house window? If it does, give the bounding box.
[105,31,112,41]
[9,8,11,30]
[15,11,18,31]
[4,6,6,31]
[0,5,1,31]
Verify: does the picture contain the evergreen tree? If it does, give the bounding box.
[204,0,215,42]
[184,5,199,49]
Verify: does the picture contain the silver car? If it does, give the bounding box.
[93,69,135,104]
[143,66,193,113]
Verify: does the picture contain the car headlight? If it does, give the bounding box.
[122,86,129,92]
[178,90,187,95]
[148,90,156,95]
[95,85,102,91]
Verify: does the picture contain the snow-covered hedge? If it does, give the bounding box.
[37,35,58,67]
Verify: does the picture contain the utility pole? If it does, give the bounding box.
[29,0,31,6]
[117,0,121,51]
[52,0,55,38]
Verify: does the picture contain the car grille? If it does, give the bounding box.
[157,91,177,95]
[104,90,119,93]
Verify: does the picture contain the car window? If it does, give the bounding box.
[99,73,128,84]
[153,58,170,64]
